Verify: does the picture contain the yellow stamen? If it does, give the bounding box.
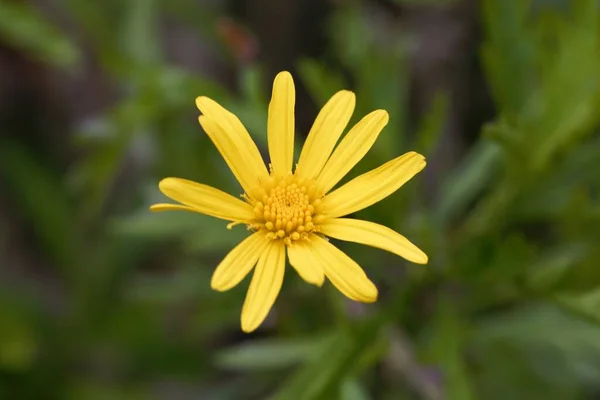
[247,174,324,243]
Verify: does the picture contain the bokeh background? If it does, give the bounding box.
[2,0,600,398]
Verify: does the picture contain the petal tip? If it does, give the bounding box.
[408,246,428,264]
[241,316,259,333]
[362,290,378,303]
[338,90,356,103]
[274,70,294,84]
[406,151,427,172]
[210,279,228,292]
[197,115,213,132]
[415,253,429,265]
[405,150,420,158]
[195,96,209,112]
[327,90,356,107]
[374,109,389,123]
[307,276,325,287]
[241,325,255,334]
[157,177,175,192]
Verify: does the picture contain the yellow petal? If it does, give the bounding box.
[196,97,268,193]
[316,110,389,193]
[320,218,428,264]
[198,115,265,198]
[295,91,356,181]
[241,240,286,333]
[267,71,295,176]
[158,177,254,222]
[309,235,378,303]
[211,232,269,292]
[150,203,198,213]
[287,241,325,286]
[322,151,426,218]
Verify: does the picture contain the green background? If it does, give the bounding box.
[2,0,600,398]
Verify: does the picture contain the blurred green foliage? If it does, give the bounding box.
[2,0,600,398]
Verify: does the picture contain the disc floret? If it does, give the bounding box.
[246,174,324,245]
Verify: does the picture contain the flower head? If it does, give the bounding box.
[151,71,428,332]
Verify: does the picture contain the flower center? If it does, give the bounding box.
[246,174,324,245]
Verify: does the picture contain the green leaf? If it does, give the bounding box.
[524,0,600,171]
[340,379,371,400]
[391,0,458,4]
[481,0,536,115]
[120,0,161,65]
[182,224,250,254]
[215,335,331,371]
[473,303,600,387]
[270,316,384,400]
[0,140,77,272]
[435,140,502,225]
[420,301,475,400]
[512,135,600,220]
[330,1,409,156]
[110,208,204,240]
[66,383,146,400]
[557,288,600,325]
[414,92,448,155]
[241,66,268,107]
[112,201,251,254]
[473,343,580,400]
[0,299,37,371]
[127,265,214,305]
[297,59,347,106]
[527,242,591,292]
[0,2,80,68]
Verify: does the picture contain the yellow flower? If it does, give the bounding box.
[151,71,428,333]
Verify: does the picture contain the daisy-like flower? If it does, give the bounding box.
[151,71,428,333]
